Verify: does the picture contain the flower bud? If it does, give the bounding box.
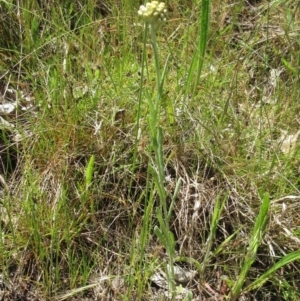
[138,1,167,29]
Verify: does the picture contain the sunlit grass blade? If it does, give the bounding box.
[200,193,226,277]
[85,155,95,189]
[230,193,270,301]
[189,0,210,98]
[243,250,300,294]
[167,178,182,223]
[194,0,210,89]
[214,227,242,256]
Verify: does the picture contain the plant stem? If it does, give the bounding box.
[150,25,162,124]
[149,23,175,299]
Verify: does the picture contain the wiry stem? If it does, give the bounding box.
[150,25,161,130]
[150,26,161,104]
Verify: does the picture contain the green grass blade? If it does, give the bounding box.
[230,193,270,301]
[184,0,211,98]
[201,193,226,276]
[85,155,95,189]
[192,0,210,97]
[243,250,300,293]
[167,178,182,223]
[214,227,242,256]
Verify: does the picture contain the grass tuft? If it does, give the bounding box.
[0,0,299,300]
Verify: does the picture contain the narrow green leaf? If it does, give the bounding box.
[167,178,182,223]
[85,155,95,189]
[154,225,165,244]
[230,193,270,301]
[201,193,226,275]
[155,207,165,231]
[159,54,170,99]
[243,250,300,293]
[193,0,210,96]
[31,16,40,45]
[214,227,242,256]
[165,93,175,126]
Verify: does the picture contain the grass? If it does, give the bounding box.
[0,0,300,300]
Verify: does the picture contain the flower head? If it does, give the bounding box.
[138,1,167,29]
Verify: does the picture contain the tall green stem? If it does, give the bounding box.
[150,24,175,299]
[150,25,162,126]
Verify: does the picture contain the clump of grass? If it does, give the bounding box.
[0,0,299,300]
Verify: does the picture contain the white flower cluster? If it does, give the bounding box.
[138,1,167,26]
